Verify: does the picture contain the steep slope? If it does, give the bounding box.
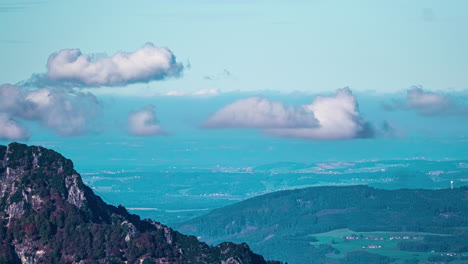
[178,185,468,263]
[0,143,279,264]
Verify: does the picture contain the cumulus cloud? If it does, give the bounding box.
[384,86,468,116]
[0,84,100,137]
[26,89,100,135]
[204,97,318,129]
[204,88,375,140]
[406,87,451,115]
[23,43,183,87]
[0,84,23,112]
[0,114,30,140]
[127,106,165,136]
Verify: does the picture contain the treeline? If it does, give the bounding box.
[178,185,468,264]
[398,232,468,253]
[180,185,468,240]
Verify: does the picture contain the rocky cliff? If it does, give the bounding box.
[0,143,278,264]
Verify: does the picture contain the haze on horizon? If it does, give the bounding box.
[0,0,468,167]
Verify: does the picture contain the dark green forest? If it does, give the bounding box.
[178,185,468,263]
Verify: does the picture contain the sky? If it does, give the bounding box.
[0,0,468,169]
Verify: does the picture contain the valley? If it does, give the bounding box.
[78,160,468,224]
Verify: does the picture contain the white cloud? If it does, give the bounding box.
[0,84,100,137]
[0,114,30,140]
[192,88,220,96]
[25,43,183,87]
[164,88,220,97]
[383,86,468,116]
[204,97,318,129]
[127,106,165,136]
[406,87,453,115]
[165,90,187,96]
[204,88,375,140]
[25,89,52,108]
[0,84,23,113]
[31,90,100,136]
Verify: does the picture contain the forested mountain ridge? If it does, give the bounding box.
[178,185,468,263]
[0,143,278,264]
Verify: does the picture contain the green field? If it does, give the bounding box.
[309,229,467,263]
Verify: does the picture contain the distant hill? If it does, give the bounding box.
[0,143,279,264]
[177,185,468,263]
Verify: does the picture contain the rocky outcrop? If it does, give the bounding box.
[0,143,279,264]
[65,173,86,209]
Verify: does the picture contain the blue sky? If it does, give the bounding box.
[2,0,468,93]
[0,0,468,166]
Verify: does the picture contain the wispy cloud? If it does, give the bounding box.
[383,86,468,116]
[164,88,220,97]
[203,69,231,81]
[127,105,165,136]
[0,1,45,14]
[21,43,183,88]
[204,88,376,140]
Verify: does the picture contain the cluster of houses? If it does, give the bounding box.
[340,234,460,256]
[436,252,458,257]
[344,235,417,241]
[344,235,361,240]
[343,234,420,249]
[361,244,382,249]
[389,236,415,240]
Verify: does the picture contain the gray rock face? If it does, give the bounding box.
[0,145,94,264]
[0,143,278,264]
[65,173,86,209]
[5,201,25,221]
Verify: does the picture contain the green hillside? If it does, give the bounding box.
[178,185,468,263]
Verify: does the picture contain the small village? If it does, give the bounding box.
[344,234,418,242]
[343,234,419,250]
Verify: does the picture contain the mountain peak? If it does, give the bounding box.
[1,143,98,221]
[0,143,278,264]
